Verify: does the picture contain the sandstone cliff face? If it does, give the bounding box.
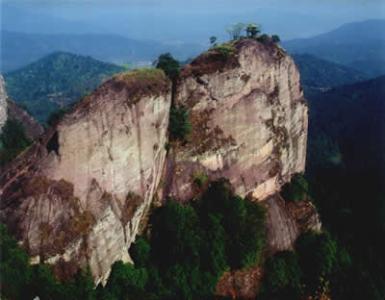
[0,75,7,133]
[0,41,310,283]
[162,39,308,202]
[0,69,171,283]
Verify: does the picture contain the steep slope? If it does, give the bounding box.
[4,52,125,123]
[0,69,172,283]
[292,54,367,90]
[0,40,310,282]
[162,39,308,203]
[284,19,385,76]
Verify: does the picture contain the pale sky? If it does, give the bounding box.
[2,0,384,41]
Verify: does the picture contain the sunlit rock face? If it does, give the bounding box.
[0,75,7,132]
[0,70,171,283]
[0,40,310,283]
[161,39,308,203]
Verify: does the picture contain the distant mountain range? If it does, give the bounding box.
[4,52,125,123]
[1,31,204,72]
[292,54,368,91]
[284,19,385,77]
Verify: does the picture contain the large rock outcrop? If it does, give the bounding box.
[0,40,310,282]
[0,69,171,283]
[161,39,307,202]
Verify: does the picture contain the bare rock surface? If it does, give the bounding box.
[265,194,321,253]
[0,69,171,283]
[162,39,308,202]
[0,40,311,283]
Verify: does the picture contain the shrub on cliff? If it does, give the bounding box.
[129,237,151,268]
[169,106,192,142]
[281,173,310,202]
[101,261,148,300]
[155,53,180,81]
[246,23,261,38]
[262,251,302,298]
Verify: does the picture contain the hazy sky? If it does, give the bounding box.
[2,0,385,42]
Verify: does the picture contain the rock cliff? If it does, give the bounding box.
[0,69,171,283]
[161,39,307,202]
[0,40,310,282]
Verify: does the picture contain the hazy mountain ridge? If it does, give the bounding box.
[292,54,368,90]
[4,52,125,123]
[1,30,204,73]
[284,19,385,76]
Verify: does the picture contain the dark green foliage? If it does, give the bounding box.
[155,53,180,81]
[102,261,148,300]
[169,106,192,141]
[257,34,270,44]
[295,230,355,296]
[281,173,309,202]
[0,224,32,299]
[261,231,353,299]
[198,180,266,269]
[296,231,338,287]
[107,180,266,299]
[0,223,96,300]
[0,119,31,166]
[271,34,281,43]
[262,251,302,298]
[4,52,124,123]
[246,23,260,38]
[305,76,385,297]
[150,200,202,267]
[129,237,151,268]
